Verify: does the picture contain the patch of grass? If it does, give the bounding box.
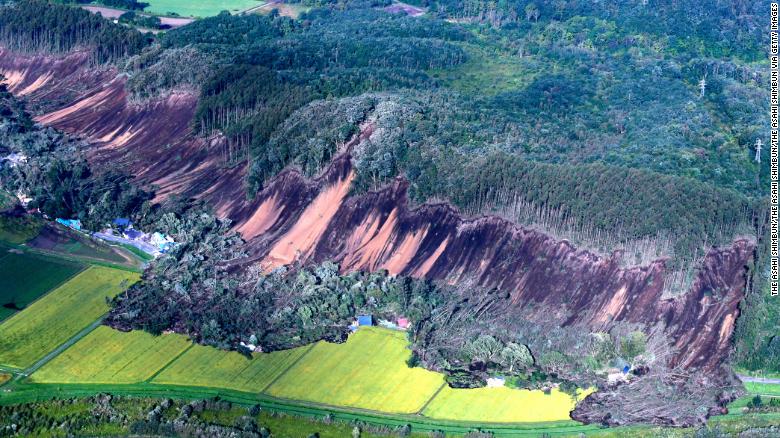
[31,327,191,384]
[0,248,83,321]
[153,340,309,392]
[744,382,780,396]
[266,327,444,414]
[117,243,154,262]
[430,41,537,98]
[143,0,265,18]
[422,385,592,423]
[0,266,139,369]
[0,214,43,245]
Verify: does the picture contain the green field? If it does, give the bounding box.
[266,327,445,413]
[423,385,590,423]
[31,327,191,384]
[743,382,780,396]
[153,340,310,392]
[0,214,43,244]
[0,249,83,321]
[0,266,139,369]
[144,0,265,17]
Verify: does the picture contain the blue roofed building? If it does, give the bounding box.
[357,315,373,326]
[113,217,131,227]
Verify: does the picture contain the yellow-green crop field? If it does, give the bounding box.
[265,327,445,413]
[31,326,191,384]
[0,266,139,369]
[152,341,311,392]
[423,385,593,423]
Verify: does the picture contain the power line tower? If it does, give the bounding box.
[755,138,763,163]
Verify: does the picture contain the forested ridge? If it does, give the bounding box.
[0,0,150,62]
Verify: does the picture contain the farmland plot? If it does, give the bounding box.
[266,327,444,413]
[0,266,139,369]
[144,0,264,18]
[0,249,83,321]
[422,385,591,423]
[31,326,191,384]
[153,342,310,392]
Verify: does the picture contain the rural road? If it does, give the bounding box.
[15,317,106,382]
[737,374,780,384]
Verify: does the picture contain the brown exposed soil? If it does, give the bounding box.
[0,47,757,425]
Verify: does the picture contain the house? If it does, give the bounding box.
[396,317,410,330]
[2,153,27,167]
[486,376,506,388]
[150,232,175,252]
[56,218,82,231]
[113,218,131,228]
[357,315,373,326]
[123,229,145,240]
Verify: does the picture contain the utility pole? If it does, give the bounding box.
[755,138,763,163]
[698,76,707,98]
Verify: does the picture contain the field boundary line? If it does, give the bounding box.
[0,263,88,325]
[416,381,447,415]
[18,316,106,382]
[260,342,317,393]
[145,343,195,383]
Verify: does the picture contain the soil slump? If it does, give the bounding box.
[0,47,754,380]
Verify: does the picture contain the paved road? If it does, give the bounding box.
[737,374,780,384]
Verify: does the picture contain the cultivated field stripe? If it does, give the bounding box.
[260,342,317,393]
[416,382,447,415]
[144,343,195,383]
[0,267,139,369]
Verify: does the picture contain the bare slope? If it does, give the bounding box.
[0,47,756,425]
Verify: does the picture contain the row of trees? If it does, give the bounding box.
[0,0,150,63]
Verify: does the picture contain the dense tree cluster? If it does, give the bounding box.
[0,80,152,230]
[0,0,150,63]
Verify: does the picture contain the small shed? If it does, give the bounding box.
[113,218,131,227]
[357,315,373,326]
[124,229,144,240]
[486,376,506,388]
[56,218,82,231]
[396,317,410,330]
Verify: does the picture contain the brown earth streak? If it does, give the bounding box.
[0,48,754,378]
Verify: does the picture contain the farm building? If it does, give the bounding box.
[486,376,506,388]
[123,229,145,240]
[357,315,373,326]
[112,218,131,228]
[56,218,82,231]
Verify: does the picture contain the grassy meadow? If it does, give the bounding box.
[266,327,444,413]
[0,266,139,369]
[31,326,191,384]
[144,0,265,17]
[422,386,591,423]
[743,382,780,396]
[153,341,310,392]
[0,249,83,321]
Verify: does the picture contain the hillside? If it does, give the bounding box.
[0,0,771,429]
